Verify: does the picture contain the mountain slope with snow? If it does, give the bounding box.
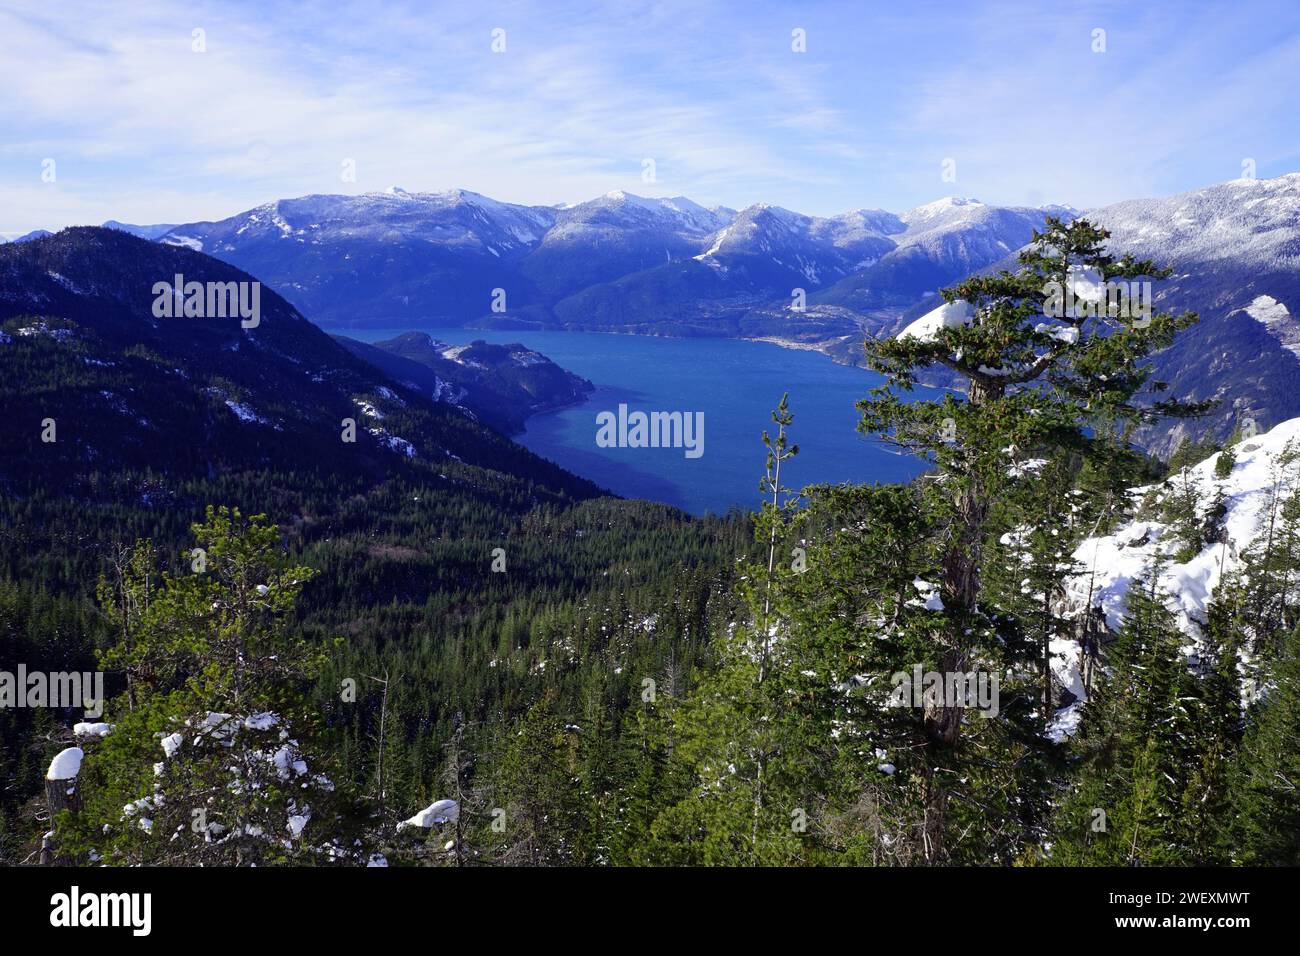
[1088,174,1300,454]
[1051,416,1300,734]
[159,189,560,324]
[143,188,1073,335]
[516,191,733,299]
[814,198,1072,320]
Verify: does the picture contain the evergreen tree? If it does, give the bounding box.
[859,217,1205,857]
[62,507,350,866]
[1053,567,1195,864]
[1229,622,1300,864]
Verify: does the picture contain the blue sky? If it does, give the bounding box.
[3,0,1299,234]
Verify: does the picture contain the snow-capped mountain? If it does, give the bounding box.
[1086,175,1300,453]
[37,175,1300,457]
[692,203,899,284]
[158,189,562,324]
[814,198,1074,320]
[548,201,901,331]
[517,190,733,298]
[164,188,554,256]
[145,188,1071,332]
[548,197,1048,335]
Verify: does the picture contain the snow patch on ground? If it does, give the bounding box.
[1240,294,1300,359]
[224,399,278,428]
[398,799,459,829]
[163,234,204,251]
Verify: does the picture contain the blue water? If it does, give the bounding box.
[345,328,930,515]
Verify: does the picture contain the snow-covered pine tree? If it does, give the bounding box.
[859,217,1206,858]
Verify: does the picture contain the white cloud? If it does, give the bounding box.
[1,0,1297,233]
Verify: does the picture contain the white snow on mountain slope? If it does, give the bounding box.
[142,185,1075,303]
[898,196,987,229]
[691,203,899,282]
[164,189,557,257]
[546,190,731,244]
[892,197,1068,265]
[1050,417,1300,734]
[1069,417,1300,632]
[161,234,203,251]
[1090,173,1300,268]
[1239,294,1300,358]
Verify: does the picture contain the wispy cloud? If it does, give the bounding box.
[1,0,1298,234]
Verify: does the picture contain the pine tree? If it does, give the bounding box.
[860,217,1205,857]
[644,397,825,865]
[1229,622,1300,864]
[63,507,349,866]
[1053,567,1194,864]
[1235,441,1300,655]
[1160,465,1208,563]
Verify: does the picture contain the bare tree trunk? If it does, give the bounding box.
[42,766,83,865]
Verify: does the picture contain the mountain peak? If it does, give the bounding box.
[907,196,984,216]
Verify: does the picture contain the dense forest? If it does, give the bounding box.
[2,219,1298,866]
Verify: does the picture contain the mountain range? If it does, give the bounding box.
[9,173,1300,455]
[892,174,1300,454]
[148,188,1064,340]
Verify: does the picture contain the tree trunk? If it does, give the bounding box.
[42,772,82,865]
